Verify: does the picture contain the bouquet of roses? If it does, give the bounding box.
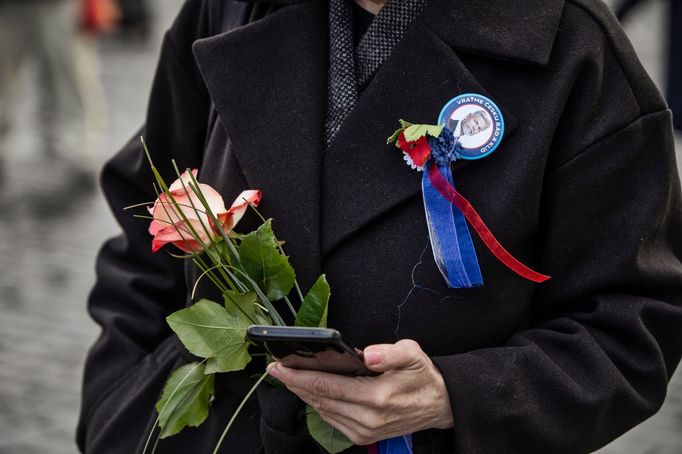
[129,140,352,454]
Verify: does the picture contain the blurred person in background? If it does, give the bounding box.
[0,0,117,183]
[115,0,152,43]
[616,0,681,131]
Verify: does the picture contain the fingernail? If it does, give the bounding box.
[364,349,381,366]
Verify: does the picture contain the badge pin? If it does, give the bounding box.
[387,94,550,289]
[438,93,505,160]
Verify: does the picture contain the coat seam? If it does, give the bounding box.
[565,0,645,115]
[548,108,671,174]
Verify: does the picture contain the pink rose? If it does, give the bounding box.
[148,169,262,253]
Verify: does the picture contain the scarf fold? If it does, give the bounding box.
[324,0,427,148]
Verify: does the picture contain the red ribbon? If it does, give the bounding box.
[427,163,551,283]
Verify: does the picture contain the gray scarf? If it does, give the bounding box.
[324,0,427,148]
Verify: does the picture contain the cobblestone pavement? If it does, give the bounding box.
[0,1,183,453]
[0,1,680,453]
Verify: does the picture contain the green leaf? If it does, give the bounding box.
[223,289,273,329]
[403,123,444,142]
[386,119,413,145]
[216,239,239,263]
[167,299,251,373]
[399,119,413,129]
[295,275,330,328]
[238,220,296,301]
[204,342,251,374]
[156,363,214,438]
[306,406,353,453]
[223,290,258,325]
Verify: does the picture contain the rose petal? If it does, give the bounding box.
[152,237,203,254]
[151,218,216,253]
[197,183,229,219]
[149,193,195,234]
[150,186,228,235]
[168,169,199,193]
[147,170,252,249]
[225,190,262,229]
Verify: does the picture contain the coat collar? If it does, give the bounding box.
[192,0,566,266]
[421,0,565,66]
[193,1,328,289]
[235,0,566,66]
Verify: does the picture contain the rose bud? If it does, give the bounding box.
[148,169,261,253]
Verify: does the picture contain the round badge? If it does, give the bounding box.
[437,93,505,160]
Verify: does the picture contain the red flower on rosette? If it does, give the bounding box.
[148,169,261,253]
[397,132,431,170]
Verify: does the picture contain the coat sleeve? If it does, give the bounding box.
[430,6,682,454]
[76,0,216,449]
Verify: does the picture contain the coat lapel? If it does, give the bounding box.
[193,0,566,261]
[192,0,328,289]
[321,14,520,254]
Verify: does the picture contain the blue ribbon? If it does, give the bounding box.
[379,434,413,454]
[421,161,483,288]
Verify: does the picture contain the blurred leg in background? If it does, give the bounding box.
[0,0,110,185]
[116,0,151,43]
[0,1,31,162]
[36,0,109,175]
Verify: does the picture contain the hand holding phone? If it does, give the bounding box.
[246,325,378,376]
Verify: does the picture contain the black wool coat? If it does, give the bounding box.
[77,0,682,453]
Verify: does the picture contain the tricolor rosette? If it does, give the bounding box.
[387,120,461,170]
[386,119,551,289]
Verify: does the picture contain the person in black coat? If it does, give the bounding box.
[77,0,682,453]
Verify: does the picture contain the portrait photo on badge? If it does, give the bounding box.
[438,93,505,160]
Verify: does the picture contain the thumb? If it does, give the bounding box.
[363,339,425,373]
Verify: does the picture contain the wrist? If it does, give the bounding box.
[427,360,455,429]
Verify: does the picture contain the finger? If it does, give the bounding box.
[314,397,420,445]
[267,363,373,403]
[363,339,426,373]
[288,384,377,419]
[317,409,413,446]
[314,410,382,446]
[295,387,409,436]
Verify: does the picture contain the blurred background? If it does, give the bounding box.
[0,0,679,453]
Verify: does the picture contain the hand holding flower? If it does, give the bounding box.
[134,152,366,452]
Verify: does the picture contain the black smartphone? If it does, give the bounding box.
[246,325,378,376]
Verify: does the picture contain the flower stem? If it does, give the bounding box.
[140,140,212,256]
[149,432,161,454]
[212,372,269,454]
[170,161,216,247]
[221,265,287,326]
[184,171,243,273]
[193,257,231,295]
[283,296,298,320]
[141,359,208,454]
[206,247,239,291]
